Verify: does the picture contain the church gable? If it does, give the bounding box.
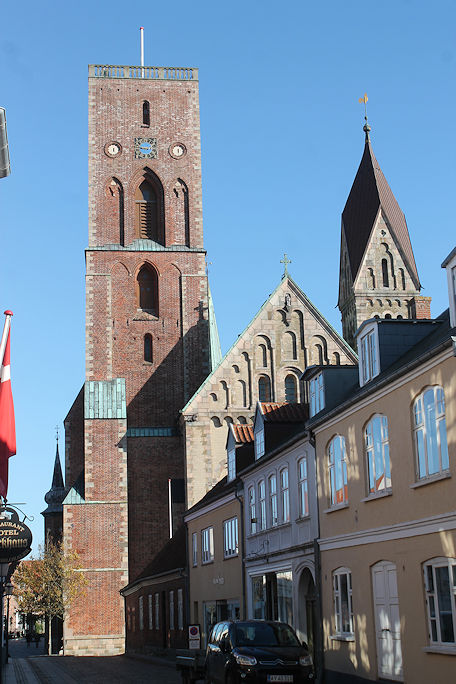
[183,275,356,507]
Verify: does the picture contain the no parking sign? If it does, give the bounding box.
[188,624,200,649]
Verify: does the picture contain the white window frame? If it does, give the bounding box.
[192,531,198,567]
[148,594,153,630]
[154,592,159,630]
[169,590,175,630]
[280,467,290,523]
[139,595,144,631]
[202,526,214,564]
[298,457,309,517]
[258,479,266,530]
[248,486,257,534]
[255,428,265,460]
[328,435,348,506]
[269,474,278,526]
[358,324,379,386]
[333,567,354,637]
[413,386,449,480]
[424,557,456,647]
[365,414,391,494]
[309,372,325,417]
[223,517,239,558]
[178,588,184,631]
[227,447,236,481]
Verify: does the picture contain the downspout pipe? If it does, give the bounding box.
[234,482,246,619]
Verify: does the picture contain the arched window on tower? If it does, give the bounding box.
[382,259,389,287]
[143,101,150,126]
[285,374,297,402]
[135,175,164,244]
[144,334,153,362]
[258,376,271,402]
[137,265,158,314]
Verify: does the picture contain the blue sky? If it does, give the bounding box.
[1,0,455,548]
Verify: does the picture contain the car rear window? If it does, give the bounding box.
[234,623,300,647]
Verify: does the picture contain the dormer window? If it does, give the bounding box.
[441,247,456,328]
[227,448,236,482]
[255,428,265,460]
[358,325,379,386]
[309,373,324,417]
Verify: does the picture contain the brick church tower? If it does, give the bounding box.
[338,122,431,349]
[63,63,215,655]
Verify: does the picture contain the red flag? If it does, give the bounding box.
[0,313,15,500]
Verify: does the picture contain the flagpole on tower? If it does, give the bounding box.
[140,27,144,67]
[0,312,12,366]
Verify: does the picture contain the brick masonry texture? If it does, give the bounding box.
[63,70,210,656]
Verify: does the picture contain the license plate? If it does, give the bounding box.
[267,677,293,683]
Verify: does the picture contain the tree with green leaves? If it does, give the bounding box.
[13,540,86,653]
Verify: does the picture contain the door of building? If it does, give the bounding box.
[372,561,403,681]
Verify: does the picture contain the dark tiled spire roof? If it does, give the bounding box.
[342,137,420,287]
[42,443,65,515]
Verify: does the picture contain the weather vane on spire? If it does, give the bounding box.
[55,424,59,443]
[358,93,371,141]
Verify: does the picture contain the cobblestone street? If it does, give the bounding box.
[5,639,182,684]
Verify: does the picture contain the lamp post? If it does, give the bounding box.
[0,562,10,684]
[4,583,13,662]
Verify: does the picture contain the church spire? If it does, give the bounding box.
[42,438,65,520]
[338,113,429,349]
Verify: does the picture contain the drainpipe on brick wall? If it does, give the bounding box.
[234,482,246,619]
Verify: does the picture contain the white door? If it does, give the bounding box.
[372,561,403,681]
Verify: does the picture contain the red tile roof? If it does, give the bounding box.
[232,424,254,443]
[342,139,420,287]
[259,402,308,422]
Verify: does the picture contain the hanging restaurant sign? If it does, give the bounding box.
[0,507,32,563]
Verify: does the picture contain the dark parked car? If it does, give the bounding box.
[205,620,314,683]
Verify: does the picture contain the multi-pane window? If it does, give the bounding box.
[360,329,378,384]
[269,475,278,526]
[139,595,144,630]
[309,373,324,417]
[280,468,290,522]
[192,532,198,567]
[258,376,271,402]
[228,447,236,481]
[258,480,266,530]
[365,414,391,494]
[255,428,265,460]
[202,527,214,564]
[333,568,354,636]
[223,517,239,557]
[328,435,348,506]
[414,387,449,479]
[298,458,308,517]
[154,593,159,630]
[169,590,175,630]
[148,594,153,630]
[248,486,257,534]
[424,558,456,645]
[178,588,184,631]
[285,374,297,403]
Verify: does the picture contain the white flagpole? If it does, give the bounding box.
[0,311,12,366]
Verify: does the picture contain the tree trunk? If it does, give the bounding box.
[48,616,52,655]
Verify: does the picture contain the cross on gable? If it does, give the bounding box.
[280,253,291,276]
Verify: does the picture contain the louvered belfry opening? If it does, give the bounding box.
[134,174,165,244]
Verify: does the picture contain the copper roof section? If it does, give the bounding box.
[259,402,309,422]
[342,139,420,287]
[231,424,254,443]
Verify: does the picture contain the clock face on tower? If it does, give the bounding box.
[134,137,158,159]
[104,142,122,158]
[169,142,187,159]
